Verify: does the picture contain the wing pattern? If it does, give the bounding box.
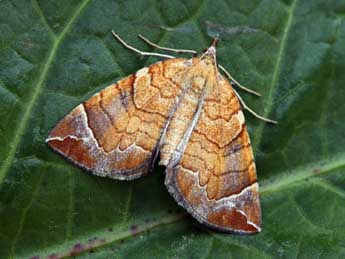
[164,74,261,233]
[47,58,189,180]
[47,47,262,233]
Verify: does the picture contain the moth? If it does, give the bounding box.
[46,32,276,234]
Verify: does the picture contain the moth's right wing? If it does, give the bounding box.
[164,75,261,233]
[46,58,189,180]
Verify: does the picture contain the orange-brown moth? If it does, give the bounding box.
[46,32,277,234]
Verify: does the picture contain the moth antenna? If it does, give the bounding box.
[111,31,175,59]
[138,34,197,55]
[233,89,278,124]
[219,64,262,97]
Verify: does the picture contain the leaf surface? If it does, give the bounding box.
[1,0,345,258]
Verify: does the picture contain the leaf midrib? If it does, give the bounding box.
[0,0,92,184]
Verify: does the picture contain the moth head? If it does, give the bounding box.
[200,37,219,66]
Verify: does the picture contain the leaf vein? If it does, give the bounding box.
[252,0,299,151]
[31,0,56,39]
[9,171,45,258]
[311,178,345,199]
[261,154,345,194]
[65,168,75,241]
[0,0,92,186]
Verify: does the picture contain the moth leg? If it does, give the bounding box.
[138,34,197,55]
[233,88,278,124]
[112,31,175,59]
[219,64,262,97]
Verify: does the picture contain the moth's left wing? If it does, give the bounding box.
[164,75,261,233]
[46,58,188,180]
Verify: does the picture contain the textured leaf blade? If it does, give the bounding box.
[0,0,345,258]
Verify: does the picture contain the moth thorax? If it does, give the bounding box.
[191,76,206,91]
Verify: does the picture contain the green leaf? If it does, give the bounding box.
[1,0,345,258]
